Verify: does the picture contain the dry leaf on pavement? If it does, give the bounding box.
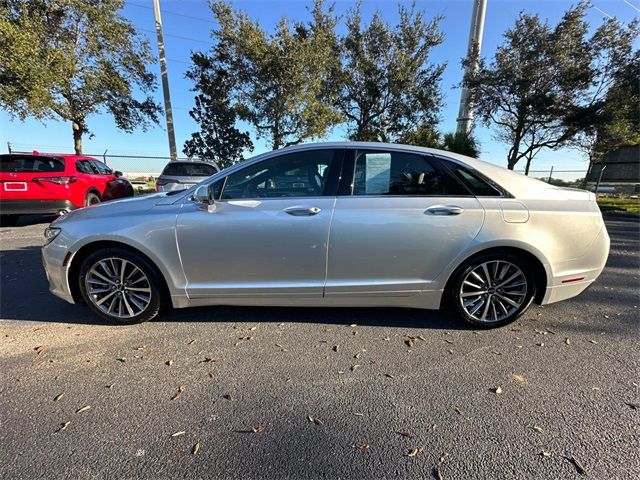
[75,405,91,414]
[171,431,186,437]
[53,393,64,402]
[192,442,201,455]
[252,425,265,433]
[407,448,424,457]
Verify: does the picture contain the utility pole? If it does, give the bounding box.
[456,0,487,135]
[153,0,177,160]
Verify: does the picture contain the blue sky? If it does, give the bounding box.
[1,0,638,175]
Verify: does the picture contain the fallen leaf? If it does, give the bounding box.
[448,349,454,355]
[171,431,186,437]
[565,338,571,345]
[439,452,449,463]
[385,373,395,379]
[354,412,364,417]
[56,421,70,433]
[433,465,444,480]
[566,455,586,475]
[540,451,553,457]
[75,405,91,414]
[332,345,339,352]
[166,360,174,366]
[171,385,185,401]
[536,343,544,347]
[188,339,197,345]
[398,431,413,438]
[531,426,543,433]
[454,407,463,415]
[275,343,288,352]
[417,335,427,342]
[491,387,503,394]
[200,357,214,363]
[252,425,265,433]
[405,337,416,349]
[34,345,45,355]
[625,402,639,410]
[116,357,126,362]
[53,393,64,402]
[249,326,257,331]
[307,415,324,426]
[106,384,115,389]
[351,364,360,371]
[222,394,232,400]
[354,353,361,359]
[407,448,424,457]
[444,339,454,344]
[589,340,598,344]
[355,442,370,450]
[512,374,527,384]
[192,442,201,455]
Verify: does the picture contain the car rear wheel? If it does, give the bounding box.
[78,248,166,324]
[446,253,536,328]
[0,215,19,227]
[85,192,101,206]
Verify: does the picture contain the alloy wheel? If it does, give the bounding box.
[85,257,152,319]
[459,260,528,323]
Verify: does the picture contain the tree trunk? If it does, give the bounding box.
[524,155,533,176]
[72,121,83,155]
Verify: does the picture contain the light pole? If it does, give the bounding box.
[456,0,488,135]
[153,0,177,160]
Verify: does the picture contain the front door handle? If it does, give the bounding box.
[283,206,322,216]
[425,205,464,216]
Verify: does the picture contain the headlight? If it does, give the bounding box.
[43,227,61,245]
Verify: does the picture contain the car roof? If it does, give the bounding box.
[1,152,98,161]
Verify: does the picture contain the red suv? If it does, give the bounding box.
[0,152,134,226]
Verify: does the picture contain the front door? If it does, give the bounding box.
[176,148,343,298]
[326,149,485,296]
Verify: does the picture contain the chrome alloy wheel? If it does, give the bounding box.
[85,257,152,319]
[459,260,528,323]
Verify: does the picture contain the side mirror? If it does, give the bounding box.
[114,170,123,177]
[192,185,216,212]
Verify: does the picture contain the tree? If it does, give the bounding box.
[337,4,444,142]
[442,131,480,158]
[464,3,636,172]
[398,124,441,148]
[203,0,342,150]
[183,51,253,169]
[0,0,161,154]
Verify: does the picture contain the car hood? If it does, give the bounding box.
[53,192,173,224]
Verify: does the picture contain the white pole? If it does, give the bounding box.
[153,0,177,160]
[456,0,488,135]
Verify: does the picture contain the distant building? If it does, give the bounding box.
[587,145,640,183]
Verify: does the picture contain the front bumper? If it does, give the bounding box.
[1,199,76,215]
[42,240,76,304]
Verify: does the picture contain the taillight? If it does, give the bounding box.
[33,176,78,185]
[156,178,170,186]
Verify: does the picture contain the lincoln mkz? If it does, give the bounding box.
[42,143,609,328]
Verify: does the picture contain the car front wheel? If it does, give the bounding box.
[78,248,166,324]
[447,253,536,328]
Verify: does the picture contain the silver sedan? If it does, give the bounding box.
[42,142,609,328]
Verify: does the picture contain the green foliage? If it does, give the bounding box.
[398,124,441,148]
[206,0,342,150]
[0,0,160,153]
[338,4,444,142]
[183,52,253,169]
[465,2,638,171]
[442,131,480,158]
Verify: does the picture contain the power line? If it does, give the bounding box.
[138,27,214,46]
[127,1,216,24]
[622,0,640,14]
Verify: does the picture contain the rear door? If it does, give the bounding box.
[326,149,485,296]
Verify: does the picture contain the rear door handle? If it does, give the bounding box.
[425,205,464,216]
[283,206,322,216]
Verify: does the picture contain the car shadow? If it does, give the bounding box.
[0,245,463,330]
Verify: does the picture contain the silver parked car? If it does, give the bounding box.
[42,142,609,328]
[155,160,219,192]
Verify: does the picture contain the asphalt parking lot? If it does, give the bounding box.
[1,214,638,479]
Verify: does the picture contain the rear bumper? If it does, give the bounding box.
[541,226,610,305]
[0,199,77,215]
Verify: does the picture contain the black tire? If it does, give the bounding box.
[85,191,101,206]
[78,247,167,324]
[445,252,536,329]
[0,215,19,227]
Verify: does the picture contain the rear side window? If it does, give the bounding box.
[352,150,468,196]
[0,155,65,173]
[442,161,503,197]
[162,162,217,177]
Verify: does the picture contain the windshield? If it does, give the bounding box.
[0,155,65,173]
[161,162,217,177]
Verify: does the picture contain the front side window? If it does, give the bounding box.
[220,150,337,200]
[92,160,113,175]
[352,150,468,196]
